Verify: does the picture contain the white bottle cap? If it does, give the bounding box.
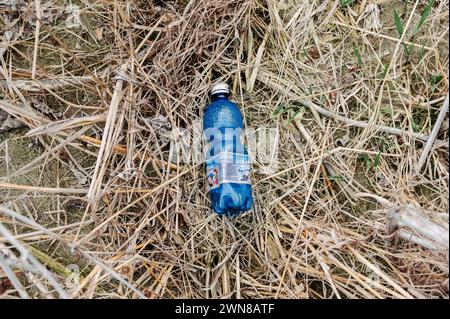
[210,83,229,96]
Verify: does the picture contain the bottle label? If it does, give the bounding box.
[206,152,251,192]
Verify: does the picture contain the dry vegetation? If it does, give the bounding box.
[0,0,448,299]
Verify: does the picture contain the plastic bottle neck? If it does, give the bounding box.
[211,93,230,102]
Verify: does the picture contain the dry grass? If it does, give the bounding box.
[0,0,448,299]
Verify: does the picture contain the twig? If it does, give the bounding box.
[0,252,30,299]
[416,95,449,172]
[0,182,88,194]
[388,204,449,250]
[258,74,447,147]
[32,0,42,79]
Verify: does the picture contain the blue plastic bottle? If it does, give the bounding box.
[203,83,253,215]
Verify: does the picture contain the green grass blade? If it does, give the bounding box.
[288,109,304,124]
[374,151,381,168]
[273,105,286,116]
[329,175,345,181]
[419,45,426,60]
[394,9,404,37]
[340,0,355,7]
[416,0,435,32]
[430,74,443,86]
[382,64,389,79]
[411,117,420,132]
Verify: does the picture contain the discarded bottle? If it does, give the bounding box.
[203,83,253,215]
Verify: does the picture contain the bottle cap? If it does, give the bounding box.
[210,83,229,96]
